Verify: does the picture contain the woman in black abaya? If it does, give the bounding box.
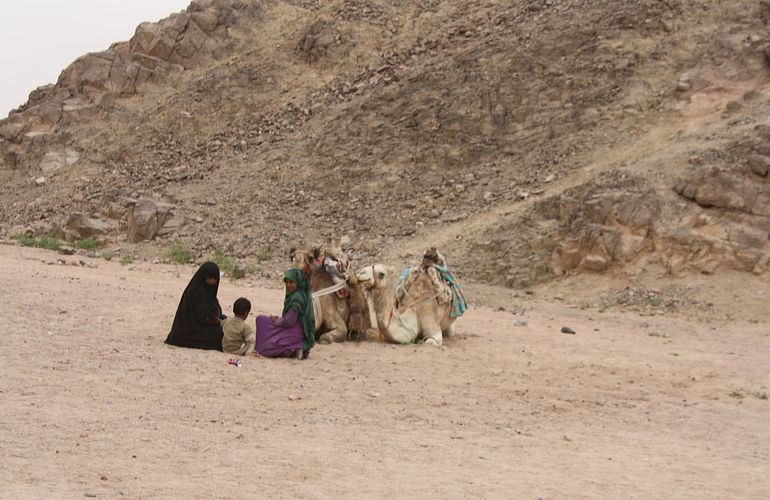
[165,262,224,351]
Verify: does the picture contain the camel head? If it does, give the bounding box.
[288,246,321,276]
[324,236,350,271]
[355,264,395,291]
[289,239,350,276]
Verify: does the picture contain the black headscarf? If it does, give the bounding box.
[165,262,224,351]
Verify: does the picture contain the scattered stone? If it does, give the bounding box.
[743,90,760,101]
[58,246,76,256]
[675,79,691,92]
[748,155,770,177]
[725,101,742,113]
[34,176,46,186]
[288,395,301,401]
[561,326,576,334]
[514,319,528,327]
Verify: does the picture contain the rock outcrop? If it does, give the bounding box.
[0,0,262,172]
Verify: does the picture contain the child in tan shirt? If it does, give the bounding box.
[222,298,256,355]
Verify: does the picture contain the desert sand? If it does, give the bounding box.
[1,244,768,499]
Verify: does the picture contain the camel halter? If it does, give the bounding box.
[311,281,348,299]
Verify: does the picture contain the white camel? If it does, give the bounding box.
[355,252,463,345]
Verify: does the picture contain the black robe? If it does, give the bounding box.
[165,262,224,351]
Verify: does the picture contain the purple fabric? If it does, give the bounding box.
[255,309,304,358]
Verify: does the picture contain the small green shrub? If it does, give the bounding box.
[647,296,663,307]
[169,243,191,264]
[211,249,235,274]
[11,233,36,247]
[120,255,134,265]
[76,239,100,250]
[37,234,61,250]
[102,251,114,261]
[12,233,61,250]
[256,247,272,263]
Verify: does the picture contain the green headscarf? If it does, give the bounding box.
[282,268,315,351]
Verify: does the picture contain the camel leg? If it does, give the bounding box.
[421,314,443,346]
[443,322,456,338]
[318,323,348,344]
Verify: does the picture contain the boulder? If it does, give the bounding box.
[64,213,113,241]
[297,19,340,63]
[580,254,609,272]
[126,197,175,243]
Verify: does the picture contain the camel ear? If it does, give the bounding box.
[289,247,296,261]
[312,247,322,259]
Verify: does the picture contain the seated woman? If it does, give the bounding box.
[255,268,315,359]
[165,262,224,351]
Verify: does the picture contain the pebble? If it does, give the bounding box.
[561,326,576,334]
[514,319,528,327]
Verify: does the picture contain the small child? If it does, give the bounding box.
[222,297,256,355]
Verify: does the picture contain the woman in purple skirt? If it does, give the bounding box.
[255,268,315,359]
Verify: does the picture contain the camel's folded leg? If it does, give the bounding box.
[318,327,348,344]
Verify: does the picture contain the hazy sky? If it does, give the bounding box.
[0,0,191,118]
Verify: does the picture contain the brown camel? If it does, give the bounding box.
[289,238,351,344]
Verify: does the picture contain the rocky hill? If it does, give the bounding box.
[1,0,769,288]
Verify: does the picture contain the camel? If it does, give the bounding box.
[355,248,465,346]
[289,238,351,344]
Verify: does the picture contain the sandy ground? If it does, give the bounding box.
[1,244,769,499]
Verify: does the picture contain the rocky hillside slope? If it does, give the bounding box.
[1,0,770,287]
